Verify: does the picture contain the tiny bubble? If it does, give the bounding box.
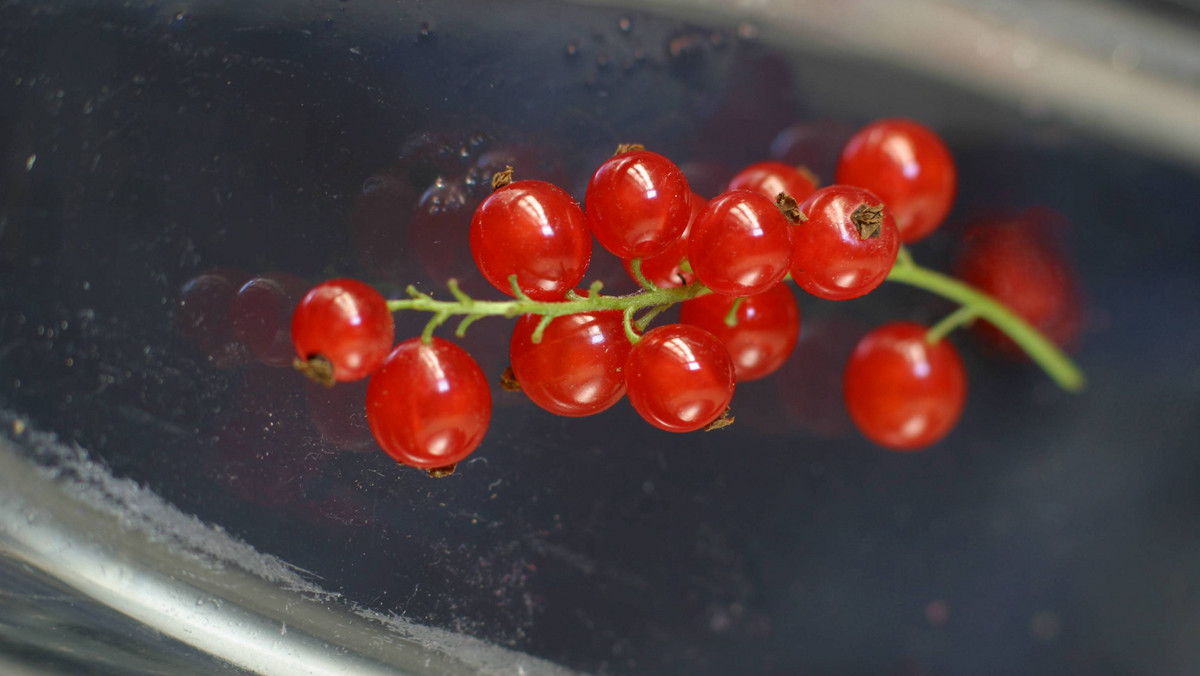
[25,154,36,171]
[173,12,185,22]
[618,17,632,33]
[565,41,579,57]
[82,281,90,290]
[418,21,433,39]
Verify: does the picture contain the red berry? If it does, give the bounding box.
[624,324,736,433]
[510,310,632,417]
[621,192,705,289]
[836,119,956,243]
[727,161,818,204]
[679,284,800,382]
[291,279,395,382]
[791,185,900,301]
[688,190,793,297]
[230,272,308,368]
[469,180,591,300]
[586,149,692,259]
[843,322,967,451]
[954,209,1083,355]
[366,337,491,468]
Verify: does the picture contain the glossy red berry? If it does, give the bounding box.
[791,185,900,301]
[470,179,592,300]
[366,337,491,468]
[230,272,308,368]
[954,209,1083,355]
[679,284,800,382]
[727,161,818,204]
[843,322,967,451]
[836,119,956,243]
[687,190,793,297]
[510,310,632,417]
[625,324,736,433]
[291,279,394,382]
[621,192,705,289]
[586,149,693,259]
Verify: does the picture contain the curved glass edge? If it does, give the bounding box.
[0,413,581,676]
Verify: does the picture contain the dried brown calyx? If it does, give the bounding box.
[500,366,521,392]
[427,463,457,478]
[851,204,885,239]
[614,143,645,156]
[491,165,514,191]
[704,408,735,431]
[294,355,335,388]
[775,192,807,224]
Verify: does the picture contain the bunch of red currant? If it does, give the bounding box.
[289,120,1084,476]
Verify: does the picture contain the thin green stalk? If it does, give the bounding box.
[389,277,711,344]
[926,306,978,345]
[887,257,1085,392]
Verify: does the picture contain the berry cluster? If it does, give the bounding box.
[288,120,1085,475]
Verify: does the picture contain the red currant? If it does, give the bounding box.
[727,161,818,204]
[291,279,395,382]
[791,185,900,301]
[586,149,692,259]
[230,272,307,368]
[843,322,967,451]
[954,209,1083,354]
[687,190,793,297]
[624,324,736,433]
[679,284,800,382]
[621,192,705,289]
[366,337,491,468]
[836,119,956,243]
[510,310,631,417]
[469,179,591,300]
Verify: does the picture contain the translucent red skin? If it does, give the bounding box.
[291,278,395,382]
[836,119,957,243]
[510,310,631,417]
[953,210,1083,355]
[469,180,592,301]
[366,337,491,468]
[687,190,793,297]
[843,322,967,451]
[791,185,900,301]
[624,324,736,433]
[679,284,800,382]
[230,272,308,367]
[727,161,818,204]
[621,192,705,289]
[586,150,693,259]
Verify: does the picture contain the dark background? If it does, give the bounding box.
[2,1,1199,674]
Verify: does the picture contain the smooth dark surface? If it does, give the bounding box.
[2,1,1199,675]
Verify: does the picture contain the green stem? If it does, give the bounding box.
[887,256,1085,392]
[926,305,977,344]
[383,255,1086,393]
[388,278,711,344]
